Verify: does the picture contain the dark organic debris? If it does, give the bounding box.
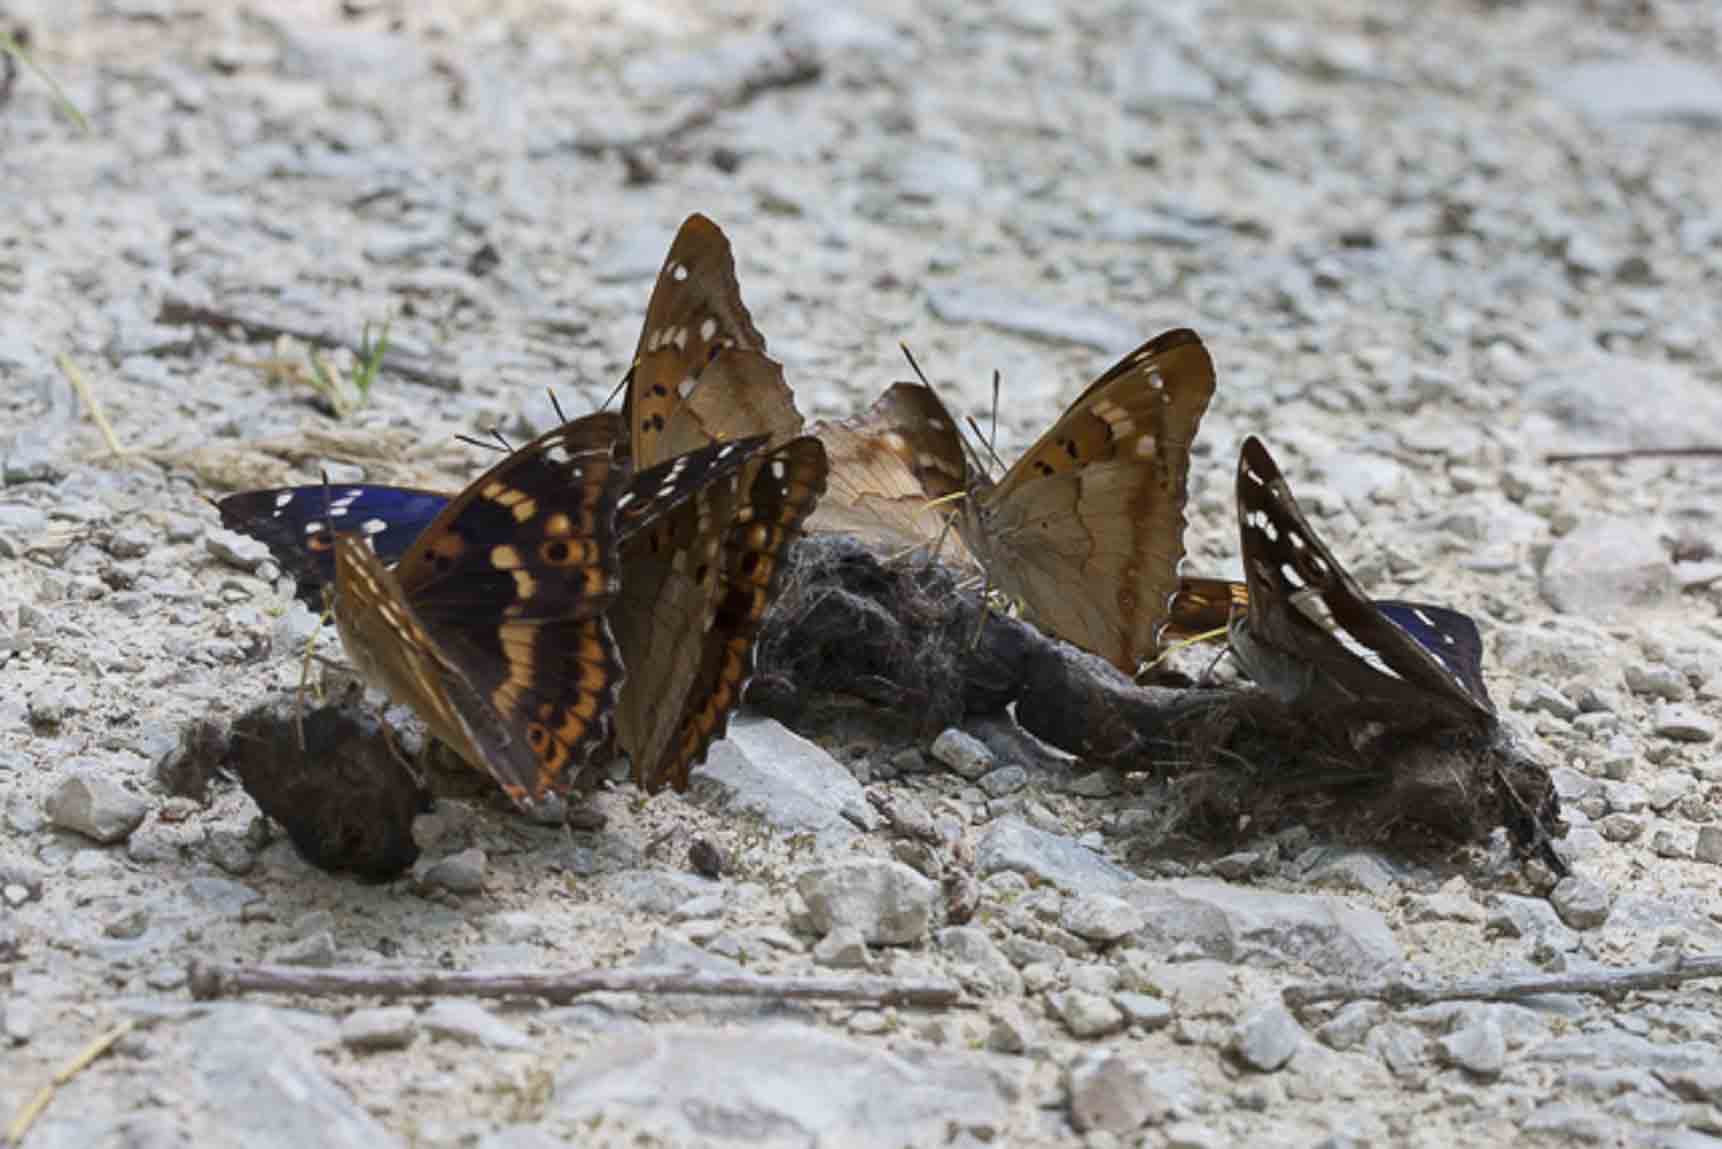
[754,535,1565,870]
[225,697,431,880]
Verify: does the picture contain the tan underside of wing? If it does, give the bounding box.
[333,536,483,767]
[964,330,1216,672]
[972,457,1190,672]
[808,382,975,566]
[645,346,805,467]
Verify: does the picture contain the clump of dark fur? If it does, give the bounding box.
[224,698,431,880]
[755,537,1564,870]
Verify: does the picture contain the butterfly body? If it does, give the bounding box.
[815,328,1218,674]
[1231,435,1495,730]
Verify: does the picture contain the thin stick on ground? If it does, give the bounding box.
[1283,953,1722,1010]
[187,961,971,1010]
[5,1020,136,1148]
[157,295,461,392]
[1545,446,1722,464]
[58,355,129,460]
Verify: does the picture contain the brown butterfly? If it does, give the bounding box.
[324,411,774,809]
[328,413,629,810]
[810,330,1223,673]
[609,214,828,792]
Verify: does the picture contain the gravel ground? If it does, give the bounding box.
[5,1,1722,1146]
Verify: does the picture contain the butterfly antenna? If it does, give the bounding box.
[547,387,568,424]
[601,368,631,412]
[989,368,1001,455]
[455,432,501,453]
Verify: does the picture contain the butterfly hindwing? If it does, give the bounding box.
[217,485,450,606]
[659,435,829,791]
[806,381,975,564]
[1233,435,1495,726]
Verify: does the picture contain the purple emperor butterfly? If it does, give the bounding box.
[1230,435,1496,730]
[808,330,1220,673]
[611,214,827,793]
[324,411,773,809]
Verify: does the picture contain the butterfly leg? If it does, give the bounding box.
[292,601,338,751]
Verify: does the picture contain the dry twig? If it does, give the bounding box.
[157,295,460,392]
[58,355,129,460]
[5,1020,136,1147]
[187,961,969,1010]
[1283,954,1722,1010]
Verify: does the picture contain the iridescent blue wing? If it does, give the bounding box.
[1375,600,1493,713]
[217,486,450,607]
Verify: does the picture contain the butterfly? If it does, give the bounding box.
[808,330,1220,674]
[300,409,770,809]
[610,213,827,793]
[1230,434,1496,730]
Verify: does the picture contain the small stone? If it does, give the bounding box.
[670,893,726,923]
[1437,1017,1505,1080]
[1624,663,1689,702]
[1067,1050,1155,1133]
[929,729,994,779]
[1696,826,1722,865]
[978,765,1028,797]
[1211,851,1263,881]
[1230,1004,1302,1072]
[269,930,336,967]
[1163,1121,1225,1149]
[1051,990,1125,1039]
[1060,893,1145,944]
[795,859,934,945]
[1113,992,1172,1031]
[688,838,729,878]
[1550,876,1612,930]
[1653,704,1715,743]
[986,1003,1033,1054]
[421,1000,530,1050]
[1404,891,1484,924]
[1647,772,1697,811]
[812,925,872,970]
[340,1006,418,1052]
[1317,1001,1385,1051]
[205,528,273,571]
[416,848,487,895]
[46,772,150,844]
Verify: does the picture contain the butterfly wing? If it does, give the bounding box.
[218,485,450,606]
[613,436,829,792]
[1234,435,1495,725]
[962,329,1217,672]
[352,413,630,806]
[807,381,975,565]
[623,214,802,466]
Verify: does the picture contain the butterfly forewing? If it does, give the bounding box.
[624,214,801,466]
[218,485,450,606]
[1234,435,1495,726]
[962,329,1217,673]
